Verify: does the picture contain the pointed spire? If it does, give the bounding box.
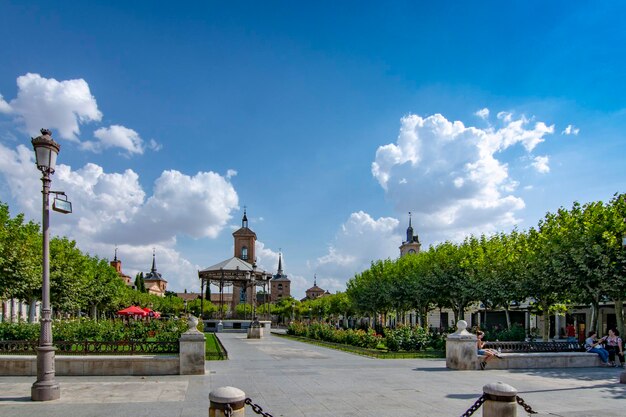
[113,245,118,262]
[406,211,414,243]
[242,206,248,228]
[151,248,157,272]
[314,274,317,287]
[277,251,283,275]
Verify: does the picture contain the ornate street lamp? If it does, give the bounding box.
[31,129,61,401]
[621,220,626,385]
[291,301,295,324]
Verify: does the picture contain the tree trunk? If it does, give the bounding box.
[10,298,15,323]
[614,297,625,338]
[483,308,488,329]
[453,305,464,326]
[91,304,97,320]
[589,303,598,334]
[420,306,428,329]
[542,301,550,341]
[504,307,511,329]
[28,297,37,323]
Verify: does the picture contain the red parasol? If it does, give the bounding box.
[117,306,148,317]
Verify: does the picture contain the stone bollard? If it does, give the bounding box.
[209,386,246,417]
[482,382,517,417]
[446,320,478,370]
[179,315,206,375]
[247,318,263,339]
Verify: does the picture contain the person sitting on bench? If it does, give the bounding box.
[477,331,501,370]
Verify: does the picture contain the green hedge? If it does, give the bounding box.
[0,318,189,342]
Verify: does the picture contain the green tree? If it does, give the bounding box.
[0,205,42,322]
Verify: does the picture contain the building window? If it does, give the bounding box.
[241,246,248,260]
[278,284,283,290]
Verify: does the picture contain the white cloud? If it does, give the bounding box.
[475,108,490,119]
[372,112,554,241]
[0,141,239,292]
[226,169,238,179]
[531,155,550,173]
[82,125,145,155]
[0,94,12,114]
[313,212,401,291]
[497,111,513,123]
[562,124,580,135]
[148,139,162,151]
[2,73,102,140]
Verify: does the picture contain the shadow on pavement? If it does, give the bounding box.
[0,396,31,402]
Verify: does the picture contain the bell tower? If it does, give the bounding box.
[233,207,256,262]
[400,212,421,257]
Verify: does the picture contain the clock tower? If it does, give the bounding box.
[399,212,421,257]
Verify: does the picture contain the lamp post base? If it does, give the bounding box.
[31,345,60,401]
[31,380,61,401]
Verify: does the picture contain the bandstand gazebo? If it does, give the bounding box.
[197,209,273,335]
[198,256,272,322]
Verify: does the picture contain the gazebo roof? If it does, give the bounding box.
[200,256,255,273]
[198,256,271,283]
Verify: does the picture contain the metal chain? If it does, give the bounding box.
[245,397,275,417]
[516,395,538,414]
[224,403,233,417]
[460,394,485,417]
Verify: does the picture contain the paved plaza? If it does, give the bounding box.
[0,332,625,417]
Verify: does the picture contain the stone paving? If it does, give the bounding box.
[0,332,625,416]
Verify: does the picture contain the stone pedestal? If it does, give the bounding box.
[209,386,246,417]
[247,325,263,339]
[446,320,478,370]
[217,321,223,333]
[179,316,205,375]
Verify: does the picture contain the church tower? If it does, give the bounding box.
[270,251,291,302]
[232,208,257,306]
[233,208,256,263]
[399,212,421,257]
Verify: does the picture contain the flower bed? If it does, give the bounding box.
[287,322,445,352]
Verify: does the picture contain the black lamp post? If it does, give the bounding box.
[309,306,312,325]
[291,302,295,324]
[31,129,61,401]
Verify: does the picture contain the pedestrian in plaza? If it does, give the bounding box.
[566,323,577,342]
[584,331,610,366]
[604,328,624,367]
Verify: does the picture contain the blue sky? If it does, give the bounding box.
[0,1,624,298]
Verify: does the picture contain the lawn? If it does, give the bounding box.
[205,333,227,360]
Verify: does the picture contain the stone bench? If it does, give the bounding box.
[477,351,603,370]
[0,355,180,376]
